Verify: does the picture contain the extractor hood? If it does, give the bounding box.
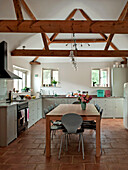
[0,41,21,79]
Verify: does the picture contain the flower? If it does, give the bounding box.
[78,93,92,103]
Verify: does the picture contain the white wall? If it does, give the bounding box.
[31,62,113,96]
[31,64,42,96]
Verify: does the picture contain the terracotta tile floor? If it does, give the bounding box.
[1,119,128,170]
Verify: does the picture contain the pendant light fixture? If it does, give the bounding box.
[69,19,78,71]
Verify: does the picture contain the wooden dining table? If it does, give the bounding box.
[46,103,101,157]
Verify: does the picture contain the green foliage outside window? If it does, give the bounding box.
[92,70,99,84]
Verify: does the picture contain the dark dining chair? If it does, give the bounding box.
[72,101,80,104]
[82,109,103,130]
[81,109,103,154]
[95,104,101,112]
[43,122,64,155]
[58,113,85,159]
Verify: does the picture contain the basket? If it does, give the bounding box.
[97,90,105,97]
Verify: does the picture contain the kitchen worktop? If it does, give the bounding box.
[0,97,41,108]
[0,101,26,108]
[42,95,124,98]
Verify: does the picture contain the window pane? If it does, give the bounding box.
[92,70,99,85]
[101,70,107,85]
[53,70,58,82]
[13,70,19,90]
[19,71,23,92]
[43,70,51,84]
[22,73,26,88]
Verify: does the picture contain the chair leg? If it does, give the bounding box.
[81,134,85,160]
[66,134,68,151]
[101,140,102,155]
[43,145,46,155]
[67,134,70,145]
[78,134,81,152]
[58,134,64,159]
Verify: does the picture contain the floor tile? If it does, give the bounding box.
[85,163,108,170]
[0,118,128,169]
[60,163,85,170]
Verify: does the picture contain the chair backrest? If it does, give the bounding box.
[72,101,80,104]
[100,109,103,119]
[61,113,83,133]
[44,108,49,114]
[54,103,58,107]
[95,104,100,112]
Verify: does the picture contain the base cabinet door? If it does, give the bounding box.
[28,99,42,128]
[37,98,42,121]
[115,99,123,118]
[0,105,17,146]
[104,99,116,118]
[7,105,17,145]
[28,100,35,128]
[93,98,123,118]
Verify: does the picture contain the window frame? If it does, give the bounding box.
[13,66,27,92]
[91,67,110,87]
[42,68,59,86]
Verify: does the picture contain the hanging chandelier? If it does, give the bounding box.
[69,30,78,71]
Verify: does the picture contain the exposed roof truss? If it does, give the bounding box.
[3,0,128,64]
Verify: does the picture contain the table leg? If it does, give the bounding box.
[96,117,101,157]
[46,116,51,157]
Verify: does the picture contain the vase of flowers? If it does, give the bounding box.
[81,102,86,110]
[78,93,92,110]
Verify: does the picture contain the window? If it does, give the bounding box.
[13,66,27,92]
[91,68,110,87]
[42,69,59,86]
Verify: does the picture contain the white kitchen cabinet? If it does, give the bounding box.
[28,98,42,128]
[93,98,123,118]
[67,98,77,104]
[104,99,115,118]
[37,98,42,121]
[112,68,128,97]
[7,105,17,144]
[115,98,123,118]
[42,97,77,117]
[28,100,35,128]
[42,96,124,118]
[0,105,17,146]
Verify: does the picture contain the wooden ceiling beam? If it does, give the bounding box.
[11,49,128,57]
[79,8,127,61]
[41,33,49,50]
[79,9,91,21]
[104,34,114,50]
[118,1,128,21]
[104,1,128,51]
[33,41,51,62]
[33,9,77,62]
[100,34,118,50]
[29,61,41,65]
[20,0,50,64]
[52,39,106,43]
[20,0,36,20]
[50,9,77,42]
[13,0,23,20]
[79,9,118,51]
[1,20,128,33]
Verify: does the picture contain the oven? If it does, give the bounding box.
[17,102,28,136]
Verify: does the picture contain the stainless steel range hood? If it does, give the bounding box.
[0,41,21,79]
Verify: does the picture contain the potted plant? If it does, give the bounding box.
[22,87,30,92]
[51,80,58,87]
